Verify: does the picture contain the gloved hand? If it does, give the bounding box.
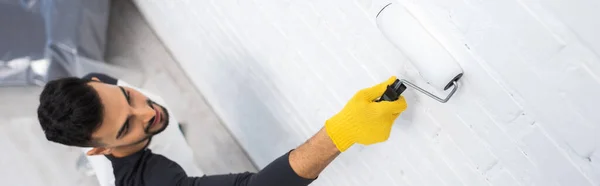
[325,76,408,152]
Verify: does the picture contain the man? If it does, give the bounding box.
[37,73,407,186]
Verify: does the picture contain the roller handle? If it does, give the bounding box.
[376,79,407,102]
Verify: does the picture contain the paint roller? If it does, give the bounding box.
[375,3,463,103]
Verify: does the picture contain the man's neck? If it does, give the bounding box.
[110,139,150,158]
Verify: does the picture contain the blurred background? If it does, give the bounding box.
[0,0,255,185]
[2,0,600,185]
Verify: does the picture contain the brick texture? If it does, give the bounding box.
[132,0,600,185]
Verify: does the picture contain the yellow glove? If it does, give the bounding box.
[325,76,408,152]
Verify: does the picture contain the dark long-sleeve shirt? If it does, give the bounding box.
[107,149,314,186]
[83,73,315,186]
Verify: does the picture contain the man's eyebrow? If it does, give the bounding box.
[116,87,130,139]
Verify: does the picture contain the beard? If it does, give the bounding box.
[122,100,171,147]
[146,100,170,135]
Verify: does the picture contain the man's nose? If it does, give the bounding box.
[132,106,155,123]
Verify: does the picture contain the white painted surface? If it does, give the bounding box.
[133,0,600,185]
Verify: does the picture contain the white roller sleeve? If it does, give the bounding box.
[376,3,463,90]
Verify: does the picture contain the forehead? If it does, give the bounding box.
[87,81,128,141]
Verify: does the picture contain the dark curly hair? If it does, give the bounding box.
[37,77,104,147]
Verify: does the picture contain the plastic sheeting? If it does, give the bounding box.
[0,0,115,86]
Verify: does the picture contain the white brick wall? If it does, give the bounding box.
[132,0,600,185]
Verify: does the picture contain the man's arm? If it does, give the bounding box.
[145,149,315,186]
[145,77,406,186]
[145,127,336,186]
[144,128,335,186]
[192,128,340,184]
[289,127,340,179]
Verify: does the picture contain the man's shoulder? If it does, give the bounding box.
[112,150,187,186]
[140,150,188,186]
[82,73,118,85]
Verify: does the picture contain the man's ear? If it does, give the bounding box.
[86,147,112,156]
[91,77,101,82]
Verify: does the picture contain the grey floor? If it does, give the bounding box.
[0,0,256,185]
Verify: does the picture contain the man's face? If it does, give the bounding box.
[87,79,169,153]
